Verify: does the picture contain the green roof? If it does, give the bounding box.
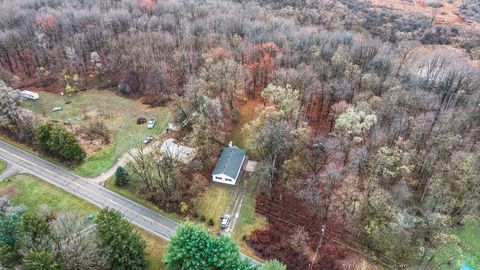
[212,146,246,179]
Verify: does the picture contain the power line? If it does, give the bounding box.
[325,233,397,270]
[309,224,326,270]
[252,199,410,266]
[246,204,408,268]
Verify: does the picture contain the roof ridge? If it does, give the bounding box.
[212,146,246,179]
[221,149,234,173]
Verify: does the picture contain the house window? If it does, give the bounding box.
[226,178,232,182]
[215,176,222,180]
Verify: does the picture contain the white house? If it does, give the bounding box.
[21,90,39,100]
[160,138,196,164]
[211,143,246,185]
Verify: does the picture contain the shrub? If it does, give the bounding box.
[179,202,189,215]
[35,123,86,164]
[114,166,129,186]
[136,116,146,124]
[207,218,214,226]
[86,121,110,143]
[200,215,206,222]
[192,212,199,219]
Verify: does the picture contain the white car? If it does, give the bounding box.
[220,214,231,229]
[147,118,156,129]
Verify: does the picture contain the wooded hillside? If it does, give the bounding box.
[0,0,479,269]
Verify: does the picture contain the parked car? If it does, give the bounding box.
[220,214,231,229]
[147,118,156,129]
[143,136,154,144]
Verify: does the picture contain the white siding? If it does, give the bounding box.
[212,173,237,185]
[21,90,39,100]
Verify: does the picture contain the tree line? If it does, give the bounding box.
[0,0,479,268]
[0,199,147,270]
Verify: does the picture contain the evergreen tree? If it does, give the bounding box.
[115,166,129,186]
[0,212,23,267]
[23,249,61,270]
[35,123,86,163]
[96,208,147,270]
[163,223,255,270]
[21,213,50,247]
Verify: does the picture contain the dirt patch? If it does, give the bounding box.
[227,99,265,148]
[0,185,17,197]
[76,133,106,155]
[305,94,333,136]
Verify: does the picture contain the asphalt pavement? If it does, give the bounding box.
[0,140,260,265]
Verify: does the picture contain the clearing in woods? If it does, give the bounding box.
[371,0,480,28]
[23,89,169,177]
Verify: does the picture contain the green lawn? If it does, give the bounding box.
[233,177,267,260]
[138,229,168,270]
[23,90,169,177]
[432,217,480,269]
[106,167,237,230]
[0,174,97,216]
[0,173,169,269]
[0,159,6,174]
[195,183,236,229]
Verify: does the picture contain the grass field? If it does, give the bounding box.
[107,168,237,230]
[432,217,480,269]
[138,229,168,270]
[0,173,169,269]
[0,159,6,174]
[23,90,169,177]
[0,174,97,216]
[195,183,235,229]
[233,177,267,260]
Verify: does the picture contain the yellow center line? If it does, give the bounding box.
[0,146,176,234]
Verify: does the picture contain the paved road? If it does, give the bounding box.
[0,140,260,265]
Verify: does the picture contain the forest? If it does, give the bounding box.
[0,0,479,269]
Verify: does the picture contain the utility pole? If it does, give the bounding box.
[308,224,326,270]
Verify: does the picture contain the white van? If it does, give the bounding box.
[21,90,40,100]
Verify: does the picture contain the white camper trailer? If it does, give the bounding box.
[21,90,39,100]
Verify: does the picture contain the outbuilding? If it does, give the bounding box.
[211,143,246,185]
[160,138,196,164]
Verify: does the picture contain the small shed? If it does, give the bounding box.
[212,143,246,185]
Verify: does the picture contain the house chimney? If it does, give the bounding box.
[228,141,233,147]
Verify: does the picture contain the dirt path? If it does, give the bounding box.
[222,183,246,235]
[90,140,161,185]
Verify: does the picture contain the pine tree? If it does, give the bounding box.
[23,249,60,270]
[96,208,147,270]
[115,166,129,186]
[163,223,255,270]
